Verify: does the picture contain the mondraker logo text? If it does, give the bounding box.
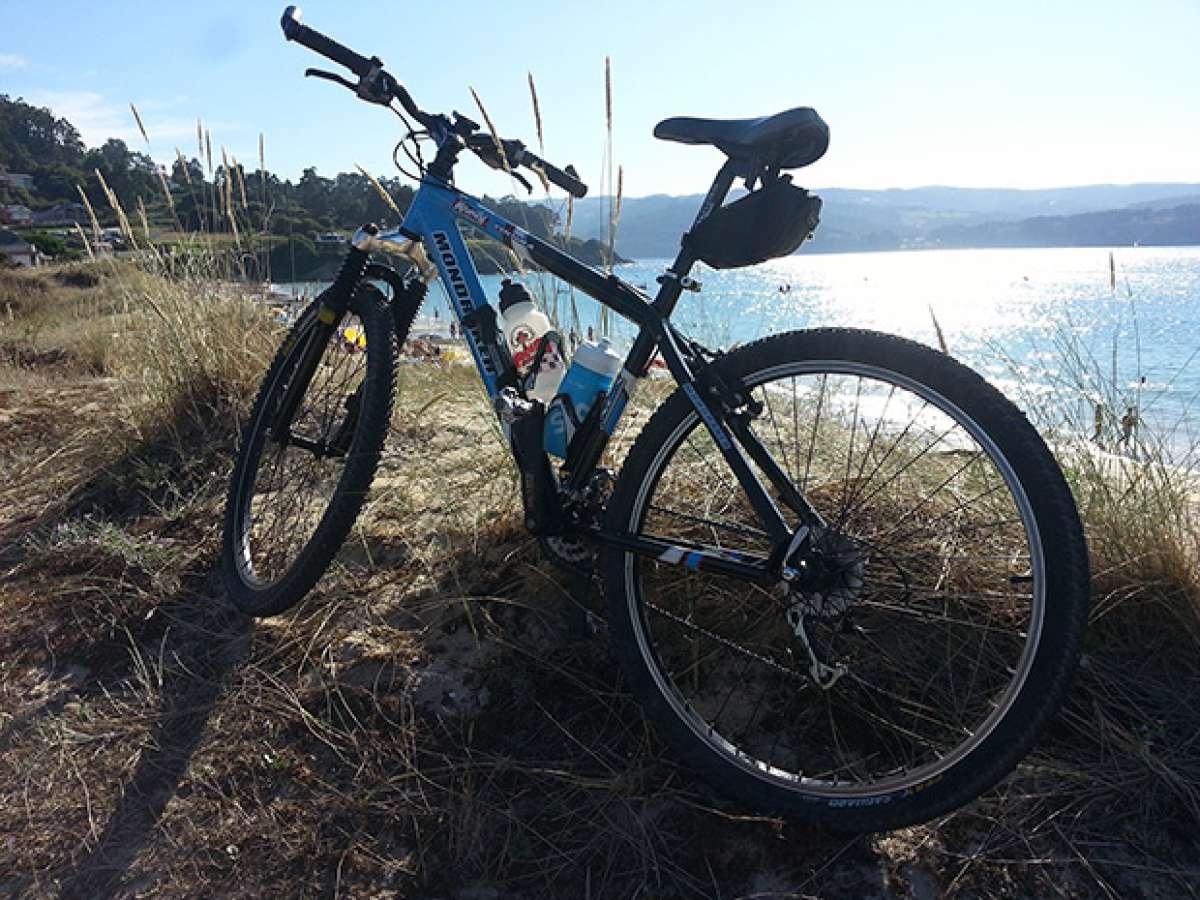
[432,231,471,303]
[431,231,496,379]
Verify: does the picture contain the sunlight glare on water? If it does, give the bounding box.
[587,247,1200,441]
[281,246,1200,450]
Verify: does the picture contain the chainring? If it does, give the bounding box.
[539,468,613,576]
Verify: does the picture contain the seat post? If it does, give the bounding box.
[652,158,740,317]
[691,158,741,230]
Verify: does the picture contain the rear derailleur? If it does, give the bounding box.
[777,525,869,690]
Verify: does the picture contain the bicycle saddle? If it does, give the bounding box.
[653,106,829,169]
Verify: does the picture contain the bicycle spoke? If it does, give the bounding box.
[624,356,1046,794]
[238,313,372,587]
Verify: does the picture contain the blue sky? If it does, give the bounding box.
[2,0,1197,198]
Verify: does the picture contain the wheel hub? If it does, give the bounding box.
[783,526,867,620]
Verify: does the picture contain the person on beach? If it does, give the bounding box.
[1092,402,1104,447]
[449,321,457,339]
[1119,405,1138,454]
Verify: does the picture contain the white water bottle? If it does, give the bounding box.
[499,280,565,405]
[543,339,623,457]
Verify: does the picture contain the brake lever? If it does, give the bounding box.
[510,171,533,194]
[305,67,356,91]
[472,142,534,193]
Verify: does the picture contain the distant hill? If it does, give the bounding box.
[1124,194,1200,211]
[928,203,1200,250]
[567,183,1200,258]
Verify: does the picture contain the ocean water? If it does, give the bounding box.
[276,245,1200,449]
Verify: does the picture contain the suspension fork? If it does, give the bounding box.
[324,264,426,457]
[366,261,426,346]
[269,242,373,440]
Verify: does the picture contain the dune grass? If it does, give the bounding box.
[1,259,1198,897]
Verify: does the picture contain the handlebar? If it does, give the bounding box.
[281,6,373,78]
[279,6,587,198]
[515,148,588,199]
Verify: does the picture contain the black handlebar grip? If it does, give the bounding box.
[281,6,374,78]
[521,151,588,198]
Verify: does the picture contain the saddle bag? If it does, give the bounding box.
[684,177,822,270]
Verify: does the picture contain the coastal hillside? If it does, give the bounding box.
[566,184,1200,257]
[929,203,1200,250]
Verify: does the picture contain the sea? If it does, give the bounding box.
[274,245,1200,456]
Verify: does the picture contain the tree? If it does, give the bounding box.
[33,164,86,206]
[269,234,320,280]
[0,95,85,172]
[24,230,72,260]
[82,138,160,214]
[295,168,333,226]
[170,155,205,187]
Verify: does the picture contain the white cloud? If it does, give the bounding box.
[0,53,29,69]
[25,90,240,159]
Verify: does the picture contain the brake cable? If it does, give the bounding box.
[391,140,423,184]
[387,104,428,182]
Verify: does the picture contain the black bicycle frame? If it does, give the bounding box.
[349,158,816,577]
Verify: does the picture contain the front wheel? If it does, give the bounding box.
[601,328,1089,830]
[222,284,397,617]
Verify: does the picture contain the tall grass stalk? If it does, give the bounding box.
[130,102,149,148]
[76,185,102,245]
[469,87,512,179]
[233,156,249,211]
[355,164,403,220]
[528,72,545,157]
[258,133,268,220]
[93,168,139,251]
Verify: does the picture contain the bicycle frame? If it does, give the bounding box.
[358,167,819,576]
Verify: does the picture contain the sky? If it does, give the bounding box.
[2,0,1198,200]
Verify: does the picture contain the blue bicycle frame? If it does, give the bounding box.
[351,167,813,572]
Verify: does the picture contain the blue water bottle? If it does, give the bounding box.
[543,339,623,457]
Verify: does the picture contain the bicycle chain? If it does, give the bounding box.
[641,597,808,684]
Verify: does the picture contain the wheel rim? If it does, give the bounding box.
[233,310,373,589]
[623,359,1046,798]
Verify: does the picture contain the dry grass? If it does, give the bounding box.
[1,261,1198,897]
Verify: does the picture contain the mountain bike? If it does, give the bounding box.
[221,6,1090,830]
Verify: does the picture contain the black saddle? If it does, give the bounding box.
[654,106,829,170]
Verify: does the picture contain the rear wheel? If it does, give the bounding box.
[601,328,1089,829]
[222,284,397,616]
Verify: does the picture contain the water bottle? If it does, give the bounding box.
[543,339,623,458]
[499,279,565,405]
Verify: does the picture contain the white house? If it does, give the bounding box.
[0,228,43,267]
